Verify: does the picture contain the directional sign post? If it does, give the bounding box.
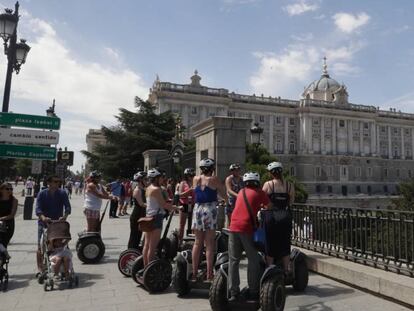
[0,144,56,160]
[0,128,59,145]
[0,112,61,130]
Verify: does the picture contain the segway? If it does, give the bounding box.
[130,210,176,293]
[117,238,144,277]
[172,229,229,296]
[76,201,108,264]
[283,248,309,291]
[209,252,286,311]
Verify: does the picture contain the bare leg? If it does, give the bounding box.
[37,249,44,273]
[143,232,150,266]
[191,230,205,278]
[63,257,70,278]
[178,211,187,242]
[282,255,290,272]
[205,230,216,279]
[147,229,161,264]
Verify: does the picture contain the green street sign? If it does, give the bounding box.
[0,144,56,160]
[0,112,61,130]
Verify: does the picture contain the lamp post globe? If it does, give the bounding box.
[0,8,17,41]
[250,122,263,146]
[15,39,30,67]
[173,151,180,164]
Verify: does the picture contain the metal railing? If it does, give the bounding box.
[291,204,414,277]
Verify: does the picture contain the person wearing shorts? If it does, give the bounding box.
[225,164,244,226]
[178,168,195,242]
[191,158,226,281]
[142,169,176,268]
[83,171,112,232]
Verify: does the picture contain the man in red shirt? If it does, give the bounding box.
[228,172,269,302]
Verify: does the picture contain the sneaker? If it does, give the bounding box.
[113,215,119,218]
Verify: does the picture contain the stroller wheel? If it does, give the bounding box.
[37,273,45,285]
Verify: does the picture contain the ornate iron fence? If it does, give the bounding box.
[291,204,414,277]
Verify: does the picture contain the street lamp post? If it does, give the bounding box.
[250,122,264,149]
[0,1,30,112]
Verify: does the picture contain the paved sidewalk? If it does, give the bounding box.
[1,189,410,311]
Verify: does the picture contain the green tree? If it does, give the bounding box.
[245,143,308,203]
[13,159,32,177]
[392,179,414,211]
[82,97,176,180]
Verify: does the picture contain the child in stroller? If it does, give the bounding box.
[39,221,78,290]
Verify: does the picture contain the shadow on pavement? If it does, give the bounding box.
[4,273,32,290]
[287,283,355,298]
[296,302,334,311]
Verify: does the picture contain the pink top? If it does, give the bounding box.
[179,181,192,205]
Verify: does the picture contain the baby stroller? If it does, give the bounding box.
[38,221,79,291]
[0,221,10,291]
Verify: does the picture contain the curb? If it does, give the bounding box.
[298,247,414,308]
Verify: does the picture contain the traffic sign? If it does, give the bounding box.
[0,144,56,160]
[57,150,74,166]
[0,128,59,145]
[0,112,61,130]
[31,159,42,174]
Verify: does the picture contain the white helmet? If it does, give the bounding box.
[133,171,147,181]
[267,162,283,173]
[147,168,161,178]
[243,171,260,183]
[199,158,215,168]
[229,163,241,171]
[184,168,195,176]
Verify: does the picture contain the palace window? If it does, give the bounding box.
[408,170,412,178]
[259,115,265,122]
[327,185,333,193]
[396,169,400,177]
[339,120,345,127]
[191,106,198,114]
[313,119,319,126]
[276,141,283,153]
[367,167,372,177]
[315,185,321,193]
[394,128,399,134]
[290,166,296,176]
[381,126,386,133]
[364,123,369,129]
[276,116,282,125]
[289,142,296,153]
[355,167,361,177]
[406,129,410,135]
[356,185,361,193]
[289,118,295,126]
[327,166,334,177]
[384,168,388,178]
[314,166,321,177]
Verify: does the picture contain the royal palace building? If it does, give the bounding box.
[148,61,414,202]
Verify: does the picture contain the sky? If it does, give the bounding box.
[0,0,414,172]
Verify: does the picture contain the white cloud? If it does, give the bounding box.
[333,12,370,34]
[250,42,362,97]
[283,1,319,16]
[1,13,149,170]
[250,47,319,97]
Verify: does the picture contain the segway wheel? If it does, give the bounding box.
[131,255,144,284]
[209,272,228,311]
[172,261,190,296]
[143,259,172,293]
[292,261,309,291]
[77,238,105,264]
[260,275,286,311]
[118,249,141,277]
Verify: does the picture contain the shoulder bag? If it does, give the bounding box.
[242,189,266,250]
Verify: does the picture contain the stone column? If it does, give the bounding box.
[370,122,376,156]
[284,116,289,154]
[411,129,414,159]
[308,116,313,153]
[332,118,337,155]
[388,126,392,159]
[401,128,405,159]
[347,120,353,154]
[269,115,274,152]
[359,121,364,156]
[376,125,380,156]
[321,118,325,154]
